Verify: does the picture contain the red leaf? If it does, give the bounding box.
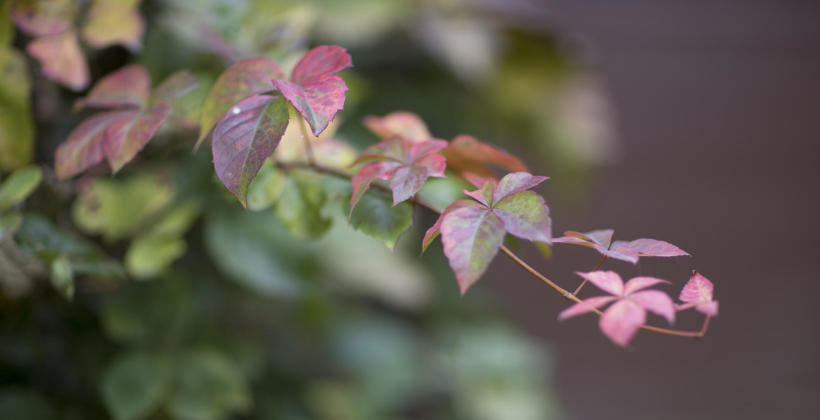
[26,30,89,91]
[103,103,169,172]
[212,95,290,207]
[441,135,528,179]
[55,111,135,179]
[364,111,431,143]
[197,57,286,148]
[273,46,352,136]
[421,199,475,254]
[492,172,548,204]
[76,64,150,109]
[440,203,506,294]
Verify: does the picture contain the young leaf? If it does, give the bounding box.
[429,172,552,293]
[211,94,289,207]
[0,165,42,210]
[558,271,676,347]
[350,136,447,213]
[441,134,528,180]
[678,270,719,316]
[101,351,170,420]
[81,0,144,51]
[554,229,689,264]
[272,45,352,136]
[49,256,73,300]
[345,190,413,250]
[197,57,285,148]
[364,111,432,142]
[75,64,150,109]
[26,30,89,91]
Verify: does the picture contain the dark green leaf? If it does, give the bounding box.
[344,190,412,250]
[101,351,170,420]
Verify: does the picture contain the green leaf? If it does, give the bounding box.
[0,166,42,210]
[100,278,191,345]
[275,171,332,240]
[344,190,413,250]
[101,351,170,420]
[49,256,73,300]
[0,388,55,420]
[0,212,22,239]
[204,209,302,298]
[246,161,285,211]
[72,175,174,241]
[125,235,186,280]
[168,349,251,420]
[146,201,200,238]
[0,48,34,171]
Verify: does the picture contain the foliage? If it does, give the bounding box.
[0,1,719,418]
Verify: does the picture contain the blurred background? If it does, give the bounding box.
[0,0,818,419]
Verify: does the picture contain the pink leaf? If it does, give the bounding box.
[421,199,475,254]
[389,165,429,205]
[103,103,170,173]
[610,238,690,258]
[76,64,150,109]
[440,204,506,294]
[576,271,624,296]
[27,31,89,91]
[558,296,617,320]
[629,290,676,324]
[10,2,73,37]
[623,276,669,295]
[212,95,290,207]
[364,111,431,143]
[599,299,645,347]
[679,270,718,316]
[442,135,528,180]
[492,172,549,205]
[603,245,640,264]
[55,111,135,179]
[462,179,495,207]
[197,57,285,148]
[274,46,352,136]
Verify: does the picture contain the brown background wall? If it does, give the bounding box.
[488,1,820,418]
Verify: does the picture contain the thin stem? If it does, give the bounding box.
[298,117,317,165]
[276,161,711,340]
[573,256,607,295]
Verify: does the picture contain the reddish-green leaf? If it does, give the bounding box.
[151,70,199,103]
[75,64,150,109]
[421,199,474,254]
[350,135,447,214]
[10,0,74,37]
[493,191,552,244]
[212,94,289,207]
[364,111,431,142]
[103,103,169,172]
[26,30,89,91]
[442,134,528,180]
[55,110,134,179]
[441,203,506,294]
[197,57,286,148]
[272,45,352,136]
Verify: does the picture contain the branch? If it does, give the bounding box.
[279,161,711,340]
